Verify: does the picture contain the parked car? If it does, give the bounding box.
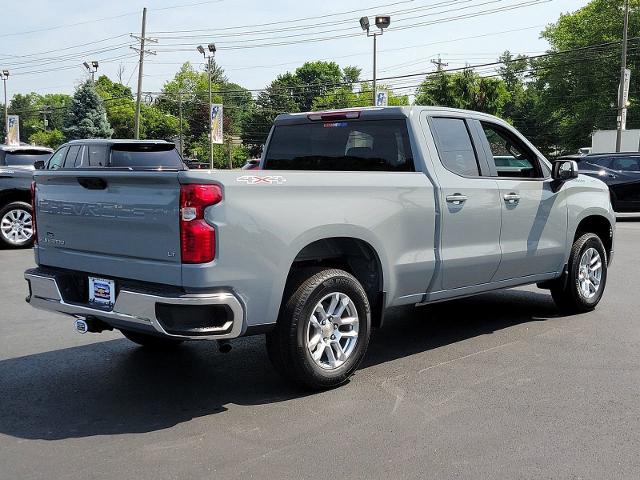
[558,153,640,214]
[183,158,209,169]
[44,139,185,170]
[242,158,260,170]
[24,107,615,390]
[0,144,52,248]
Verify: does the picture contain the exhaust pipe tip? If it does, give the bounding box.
[75,318,89,334]
[218,340,232,353]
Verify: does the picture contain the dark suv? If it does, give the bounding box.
[559,153,640,214]
[0,145,53,248]
[45,139,185,171]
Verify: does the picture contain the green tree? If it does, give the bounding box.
[415,69,507,116]
[533,0,640,153]
[63,81,113,140]
[28,129,65,149]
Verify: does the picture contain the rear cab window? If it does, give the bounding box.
[109,143,184,170]
[3,149,51,167]
[263,119,414,171]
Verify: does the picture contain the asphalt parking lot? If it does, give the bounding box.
[1,221,639,479]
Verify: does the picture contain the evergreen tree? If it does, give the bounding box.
[63,81,113,140]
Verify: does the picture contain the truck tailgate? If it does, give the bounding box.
[34,170,183,285]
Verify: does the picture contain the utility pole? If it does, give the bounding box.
[1,70,9,143]
[178,92,183,158]
[431,55,448,72]
[208,55,213,167]
[131,8,157,139]
[616,0,630,153]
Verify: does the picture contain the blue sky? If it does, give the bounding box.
[2,0,590,97]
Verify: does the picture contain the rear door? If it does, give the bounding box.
[477,121,567,280]
[35,170,183,285]
[424,115,502,291]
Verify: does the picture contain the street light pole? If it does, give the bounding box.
[616,0,630,153]
[1,70,9,144]
[372,33,377,104]
[359,15,390,106]
[208,54,213,168]
[198,43,216,169]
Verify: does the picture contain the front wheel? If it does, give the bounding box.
[0,202,34,248]
[551,233,608,313]
[266,268,371,390]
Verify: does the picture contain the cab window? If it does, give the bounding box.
[47,147,68,170]
[62,146,82,168]
[481,122,542,178]
[430,117,480,176]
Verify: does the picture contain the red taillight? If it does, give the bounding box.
[180,184,222,264]
[31,181,37,245]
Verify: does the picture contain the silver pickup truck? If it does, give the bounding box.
[25,107,615,389]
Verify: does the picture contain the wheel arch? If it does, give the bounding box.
[283,236,387,328]
[0,189,32,207]
[573,214,614,263]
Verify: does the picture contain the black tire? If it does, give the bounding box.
[266,268,371,390]
[551,233,608,313]
[0,201,34,248]
[120,329,184,349]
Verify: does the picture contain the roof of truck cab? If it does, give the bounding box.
[274,106,506,124]
[64,139,174,145]
[0,144,53,153]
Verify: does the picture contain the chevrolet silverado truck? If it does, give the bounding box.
[24,107,615,390]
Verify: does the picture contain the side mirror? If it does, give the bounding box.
[552,160,579,181]
[33,160,45,170]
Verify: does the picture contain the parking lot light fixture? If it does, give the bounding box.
[358,15,391,106]
[83,61,98,82]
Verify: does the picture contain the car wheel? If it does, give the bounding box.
[266,268,371,390]
[120,329,184,349]
[0,201,34,248]
[551,233,608,313]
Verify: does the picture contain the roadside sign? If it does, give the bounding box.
[210,104,223,144]
[622,68,631,106]
[375,89,389,107]
[7,115,19,146]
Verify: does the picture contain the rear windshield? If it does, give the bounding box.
[5,150,51,166]
[109,144,184,169]
[263,119,414,171]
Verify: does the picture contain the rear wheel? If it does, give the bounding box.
[120,329,184,349]
[266,268,371,390]
[551,233,607,313]
[0,202,34,248]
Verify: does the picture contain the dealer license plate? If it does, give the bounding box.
[88,277,115,306]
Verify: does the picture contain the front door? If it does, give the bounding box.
[478,121,568,281]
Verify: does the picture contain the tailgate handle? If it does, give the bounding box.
[77,177,107,190]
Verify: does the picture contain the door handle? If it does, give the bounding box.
[446,194,468,205]
[503,193,520,204]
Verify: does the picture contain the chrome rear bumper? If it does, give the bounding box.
[24,269,244,340]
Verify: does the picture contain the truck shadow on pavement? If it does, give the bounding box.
[0,289,559,440]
